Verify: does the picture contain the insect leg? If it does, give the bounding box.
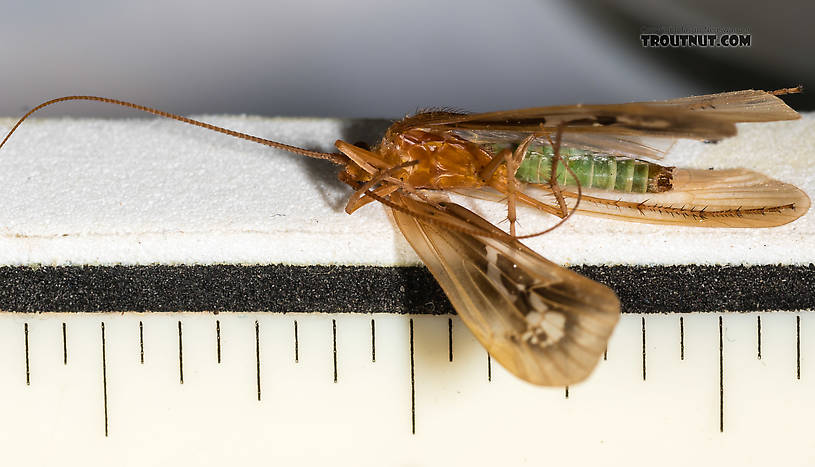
[515,191,569,217]
[387,180,444,209]
[477,148,512,183]
[335,140,391,174]
[346,183,401,213]
[506,135,538,236]
[506,156,519,236]
[544,126,569,218]
[344,161,418,214]
[510,127,585,239]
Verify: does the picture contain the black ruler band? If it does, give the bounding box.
[0,264,813,314]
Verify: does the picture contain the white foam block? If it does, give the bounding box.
[0,114,812,266]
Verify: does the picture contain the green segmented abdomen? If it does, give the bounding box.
[512,144,672,194]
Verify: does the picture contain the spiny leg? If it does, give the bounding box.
[341,172,400,213]
[507,160,518,236]
[480,126,578,237]
[512,164,584,239]
[506,135,536,236]
[515,191,570,217]
[344,159,443,214]
[545,125,569,218]
[344,160,418,213]
[388,179,444,210]
[476,146,522,235]
[478,148,512,183]
[509,126,585,240]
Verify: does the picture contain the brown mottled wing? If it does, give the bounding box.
[654,89,801,121]
[399,90,799,159]
[520,168,810,228]
[402,102,738,141]
[389,193,620,386]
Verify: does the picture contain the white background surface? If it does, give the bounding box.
[0,114,812,266]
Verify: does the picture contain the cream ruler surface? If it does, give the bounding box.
[0,311,813,466]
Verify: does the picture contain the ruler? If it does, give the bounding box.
[1,115,814,465]
[0,311,813,465]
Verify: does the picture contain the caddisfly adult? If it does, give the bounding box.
[0,87,808,385]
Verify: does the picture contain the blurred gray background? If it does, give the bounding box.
[2,0,813,119]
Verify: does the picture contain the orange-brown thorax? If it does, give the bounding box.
[376,128,497,190]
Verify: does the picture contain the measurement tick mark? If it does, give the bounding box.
[448,318,453,362]
[487,352,492,382]
[255,321,261,401]
[24,323,30,385]
[719,315,724,433]
[757,315,762,360]
[565,386,569,399]
[641,316,646,381]
[101,322,109,437]
[370,319,375,363]
[139,321,144,364]
[62,322,67,365]
[294,320,299,363]
[796,315,801,380]
[410,318,415,435]
[216,320,221,364]
[333,319,338,383]
[680,316,684,360]
[178,321,184,384]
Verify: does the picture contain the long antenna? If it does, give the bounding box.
[0,96,348,165]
